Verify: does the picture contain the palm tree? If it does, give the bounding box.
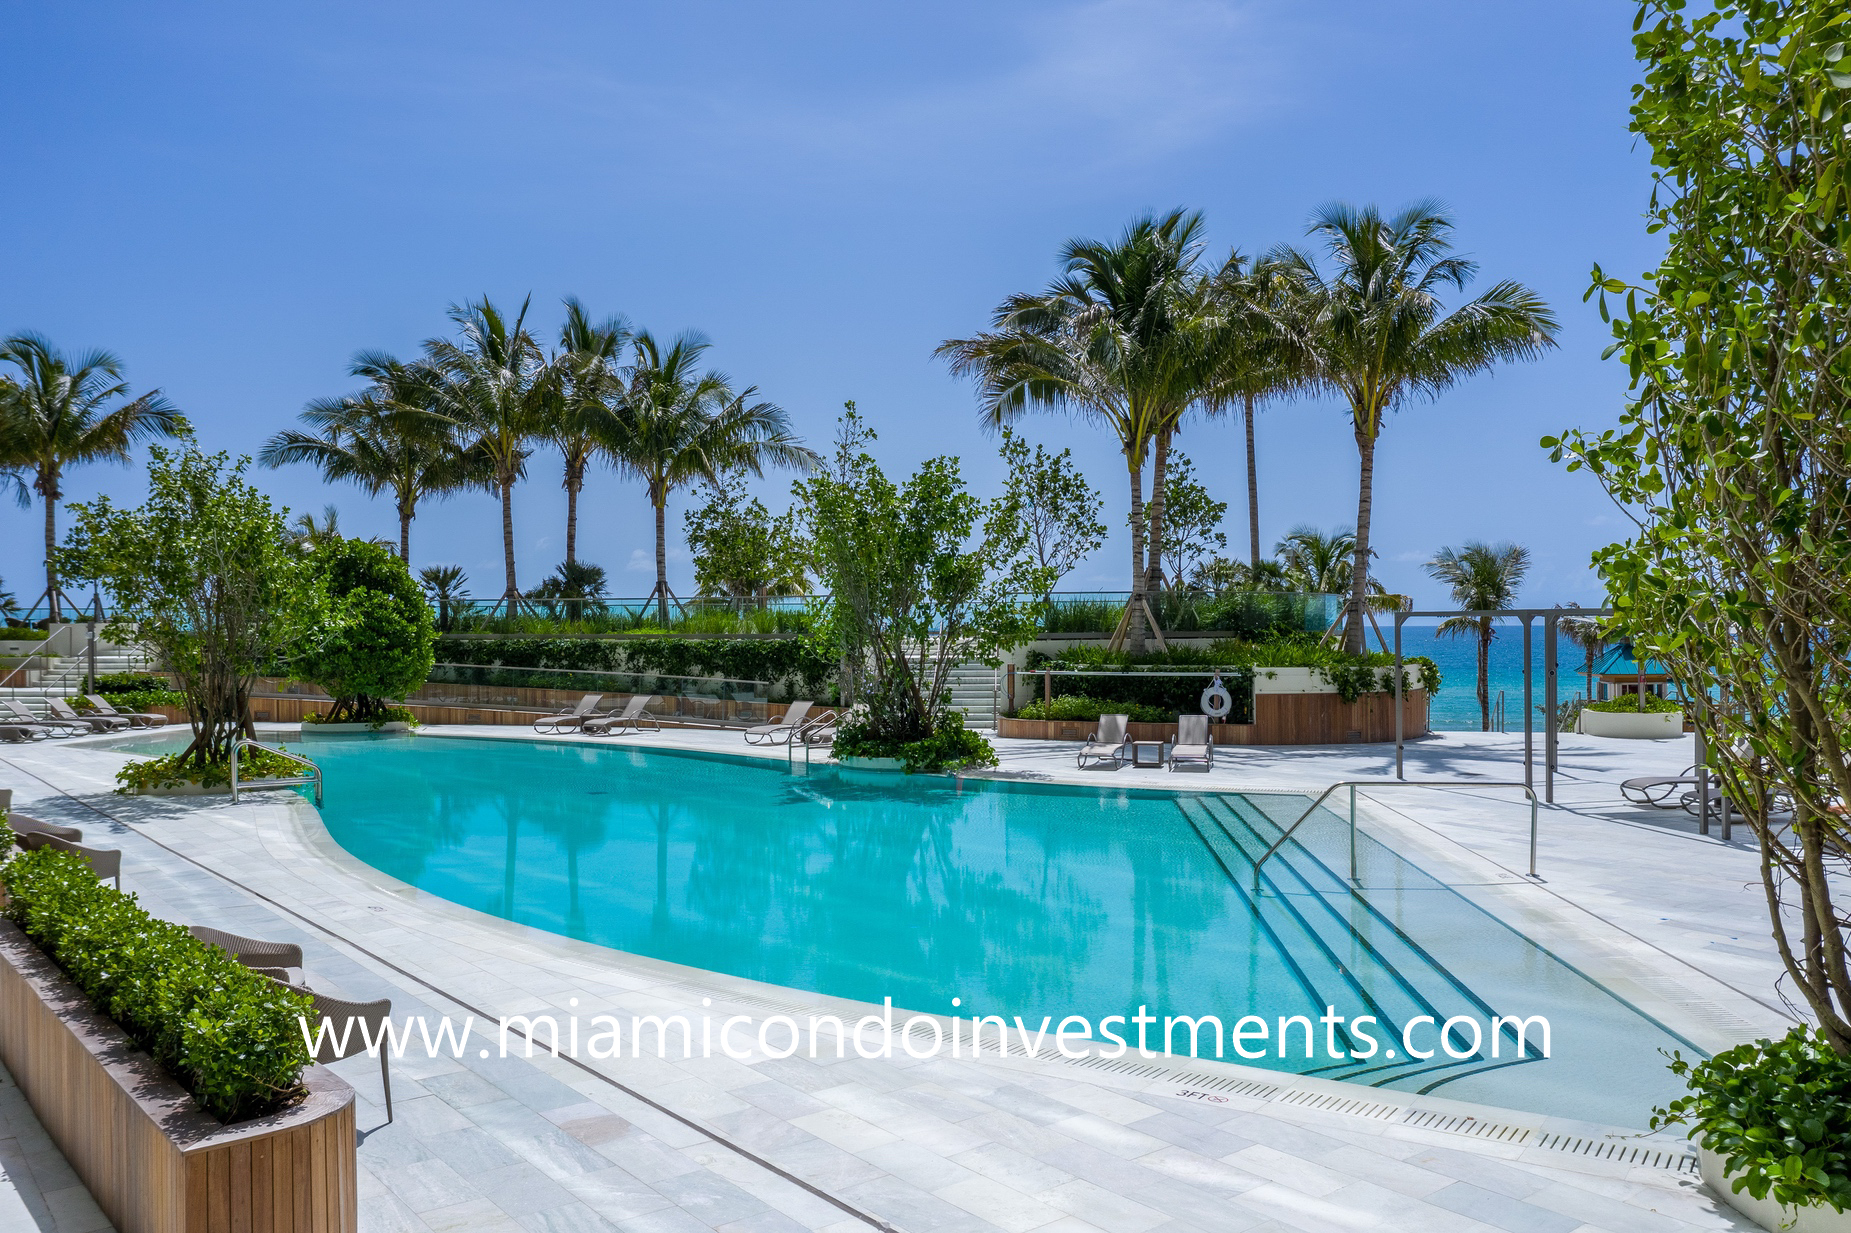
[260,353,478,564]
[938,210,1224,651]
[550,298,631,567]
[1276,526,1360,594]
[420,298,558,613]
[1557,602,1606,701]
[1427,541,1532,731]
[1272,203,1558,653]
[0,333,188,621]
[596,331,818,624]
[290,504,346,550]
[419,564,470,632]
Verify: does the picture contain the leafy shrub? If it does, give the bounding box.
[1587,693,1684,714]
[1027,638,1443,705]
[834,711,999,773]
[94,672,172,694]
[435,635,837,702]
[1012,695,1174,724]
[1654,1029,1851,1214]
[0,627,50,641]
[297,539,435,722]
[115,745,310,794]
[2,847,313,1122]
[302,705,417,729]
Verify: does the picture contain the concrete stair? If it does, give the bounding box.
[945,661,999,730]
[0,651,158,717]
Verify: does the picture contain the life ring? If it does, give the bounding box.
[1200,674,1232,720]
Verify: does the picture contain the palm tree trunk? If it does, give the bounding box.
[1478,618,1492,731]
[1244,394,1260,570]
[654,494,669,626]
[398,498,413,565]
[1145,428,1171,596]
[1126,454,1148,653]
[42,481,59,624]
[1344,427,1377,655]
[564,457,584,567]
[499,478,520,613]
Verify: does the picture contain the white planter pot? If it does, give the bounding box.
[1250,665,1421,695]
[836,756,906,772]
[300,721,413,735]
[133,782,228,796]
[1577,708,1684,739]
[1701,1147,1851,1233]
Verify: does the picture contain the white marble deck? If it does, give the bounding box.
[0,724,1784,1233]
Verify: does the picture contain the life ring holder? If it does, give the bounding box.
[1200,673,1233,720]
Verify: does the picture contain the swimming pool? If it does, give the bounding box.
[113,731,1695,1124]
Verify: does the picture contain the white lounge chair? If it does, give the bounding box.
[744,700,813,746]
[1077,714,1132,769]
[46,697,128,732]
[533,694,605,733]
[1,700,83,737]
[84,694,168,729]
[799,713,838,745]
[583,695,661,736]
[1169,714,1214,772]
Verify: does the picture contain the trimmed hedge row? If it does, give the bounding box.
[434,636,838,702]
[0,843,313,1123]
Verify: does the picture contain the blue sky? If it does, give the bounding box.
[0,0,1654,611]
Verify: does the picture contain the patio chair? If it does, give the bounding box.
[532,694,605,734]
[45,697,129,732]
[1077,714,1132,770]
[0,724,45,743]
[287,983,395,1122]
[799,712,838,746]
[16,832,121,889]
[744,700,812,746]
[83,694,168,729]
[583,694,661,737]
[188,925,305,978]
[8,815,83,843]
[1169,714,1215,772]
[1,700,86,737]
[1621,766,1699,807]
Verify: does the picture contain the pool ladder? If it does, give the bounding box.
[1252,780,1542,885]
[229,738,323,806]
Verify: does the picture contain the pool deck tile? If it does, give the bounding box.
[0,727,1777,1233]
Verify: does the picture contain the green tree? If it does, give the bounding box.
[418,565,470,632]
[1148,451,1226,588]
[938,211,1224,651]
[796,406,1045,761]
[61,447,315,767]
[260,353,478,565]
[597,331,818,623]
[994,427,1105,598]
[1426,541,1530,732]
[684,472,809,603]
[421,298,558,613]
[1272,204,1558,653]
[1545,0,1851,1060]
[1276,525,1359,594]
[550,298,631,568]
[297,538,435,723]
[527,560,610,619]
[0,333,188,621]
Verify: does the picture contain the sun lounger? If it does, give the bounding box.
[8,815,82,843]
[16,832,121,889]
[83,694,168,729]
[188,925,305,975]
[286,983,395,1122]
[1621,767,1698,807]
[799,713,838,745]
[583,695,661,736]
[533,694,605,733]
[0,725,44,743]
[1,700,85,736]
[1169,714,1214,771]
[45,697,129,732]
[744,700,813,746]
[1077,714,1132,769]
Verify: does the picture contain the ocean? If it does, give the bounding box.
[1383,624,1595,732]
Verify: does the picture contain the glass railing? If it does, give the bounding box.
[417,662,776,727]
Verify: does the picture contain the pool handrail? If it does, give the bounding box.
[230,738,323,807]
[1251,779,1541,889]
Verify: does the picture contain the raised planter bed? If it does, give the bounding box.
[1577,708,1685,739]
[0,919,357,1233]
[300,721,413,735]
[835,755,906,771]
[1700,1146,1851,1233]
[1001,689,1428,746]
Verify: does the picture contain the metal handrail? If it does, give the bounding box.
[1251,779,1542,888]
[230,738,323,806]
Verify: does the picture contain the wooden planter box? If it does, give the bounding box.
[999,689,1428,746]
[0,920,357,1233]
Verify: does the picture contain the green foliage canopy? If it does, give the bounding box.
[297,538,435,722]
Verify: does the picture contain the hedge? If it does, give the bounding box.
[0,844,314,1122]
[434,635,838,702]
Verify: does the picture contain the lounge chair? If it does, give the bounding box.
[287,983,395,1122]
[1,700,85,737]
[1621,766,1699,807]
[1169,714,1214,772]
[799,713,838,745]
[16,832,121,889]
[189,925,305,977]
[1077,714,1132,770]
[8,815,82,843]
[583,695,661,737]
[0,725,45,743]
[533,694,605,733]
[45,697,129,732]
[744,700,813,746]
[83,694,168,729]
